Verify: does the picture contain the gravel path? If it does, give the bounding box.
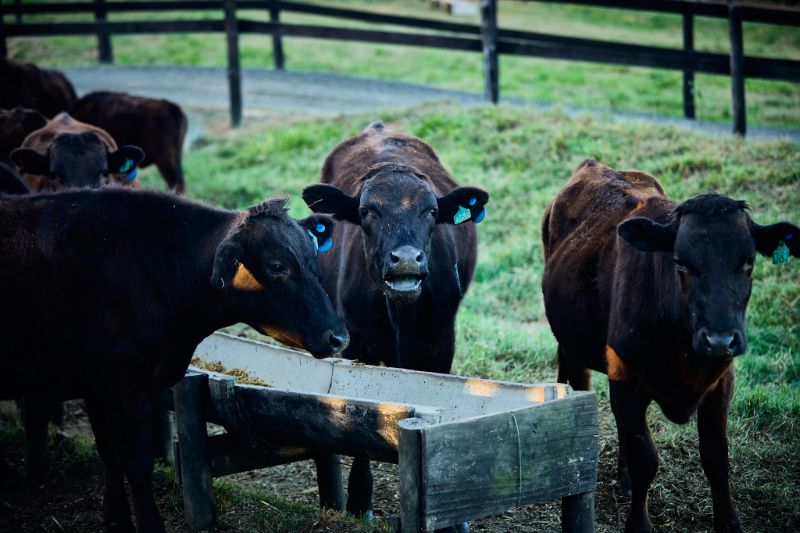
[63,65,800,144]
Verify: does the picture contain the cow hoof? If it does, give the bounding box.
[356,510,374,522]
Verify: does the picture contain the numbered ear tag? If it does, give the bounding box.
[119,159,133,173]
[473,207,486,224]
[306,229,319,253]
[453,205,471,224]
[772,240,790,265]
[318,238,333,253]
[119,158,137,181]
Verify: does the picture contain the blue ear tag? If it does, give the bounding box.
[119,159,133,173]
[473,207,486,224]
[318,238,333,253]
[468,197,477,206]
[316,223,326,233]
[772,240,790,265]
[306,229,319,253]
[125,166,138,181]
[453,205,472,224]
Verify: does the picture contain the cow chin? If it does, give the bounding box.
[259,324,305,351]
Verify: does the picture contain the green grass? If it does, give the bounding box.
[6,0,800,128]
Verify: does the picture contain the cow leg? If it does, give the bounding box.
[156,160,185,194]
[119,391,165,533]
[86,397,134,533]
[698,369,741,533]
[20,395,52,485]
[556,345,592,391]
[346,456,373,518]
[609,380,657,533]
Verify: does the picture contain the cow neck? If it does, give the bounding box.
[384,295,416,369]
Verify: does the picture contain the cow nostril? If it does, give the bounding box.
[390,252,400,264]
[415,252,423,263]
[323,330,349,353]
[704,332,736,357]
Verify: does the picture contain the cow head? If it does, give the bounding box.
[303,163,488,304]
[10,132,143,190]
[618,194,799,359]
[210,199,348,358]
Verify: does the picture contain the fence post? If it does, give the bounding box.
[480,0,499,104]
[0,1,7,59]
[94,0,113,63]
[223,0,243,127]
[14,0,22,24]
[682,12,695,120]
[269,1,285,70]
[561,490,595,533]
[728,5,746,136]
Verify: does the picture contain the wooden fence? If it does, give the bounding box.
[2,0,799,135]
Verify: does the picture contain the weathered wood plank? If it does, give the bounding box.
[268,2,285,70]
[207,433,312,477]
[398,418,430,533]
[418,392,598,530]
[94,0,113,63]
[173,372,216,530]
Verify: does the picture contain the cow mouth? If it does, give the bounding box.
[383,274,424,293]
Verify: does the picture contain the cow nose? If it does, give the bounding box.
[698,328,742,358]
[322,329,349,354]
[389,246,425,270]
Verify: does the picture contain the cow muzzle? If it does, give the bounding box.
[383,246,428,301]
[694,327,746,359]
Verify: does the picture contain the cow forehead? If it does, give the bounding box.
[675,212,754,258]
[249,215,316,261]
[361,172,434,206]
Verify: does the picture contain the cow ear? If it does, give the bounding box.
[302,184,360,224]
[299,215,335,253]
[750,220,800,262]
[618,217,676,252]
[10,148,49,176]
[210,236,244,290]
[108,145,145,181]
[437,186,489,225]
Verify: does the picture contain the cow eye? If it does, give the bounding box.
[743,257,755,276]
[429,207,438,218]
[359,207,370,218]
[268,262,287,275]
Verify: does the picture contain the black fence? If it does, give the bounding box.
[2,0,799,135]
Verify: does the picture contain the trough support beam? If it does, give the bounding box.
[94,0,113,63]
[173,373,217,530]
[223,0,243,128]
[561,490,595,533]
[682,13,695,120]
[480,0,499,104]
[728,5,746,136]
[269,2,285,70]
[314,454,346,510]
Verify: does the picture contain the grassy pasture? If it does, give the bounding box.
[117,102,800,531]
[6,0,800,128]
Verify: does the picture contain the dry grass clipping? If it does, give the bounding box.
[190,357,271,387]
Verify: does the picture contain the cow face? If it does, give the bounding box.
[10,132,143,190]
[618,194,799,359]
[303,164,488,304]
[210,199,349,358]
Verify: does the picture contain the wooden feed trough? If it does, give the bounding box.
[168,332,598,532]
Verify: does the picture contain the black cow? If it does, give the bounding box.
[0,162,29,195]
[0,188,348,532]
[71,91,188,193]
[303,121,488,524]
[0,58,77,118]
[541,159,799,532]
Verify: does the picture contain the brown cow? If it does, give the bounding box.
[0,58,77,117]
[303,121,487,528]
[71,91,188,193]
[541,159,799,532]
[10,112,143,192]
[0,107,47,162]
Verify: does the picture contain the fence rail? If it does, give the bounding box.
[2,0,798,134]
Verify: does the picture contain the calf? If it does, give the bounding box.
[71,91,188,193]
[0,188,348,532]
[303,121,488,520]
[0,58,77,117]
[541,159,799,532]
[0,107,47,162]
[10,112,144,192]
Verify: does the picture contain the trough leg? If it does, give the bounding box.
[562,490,595,533]
[398,418,432,533]
[173,373,216,530]
[313,454,346,510]
[20,395,50,485]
